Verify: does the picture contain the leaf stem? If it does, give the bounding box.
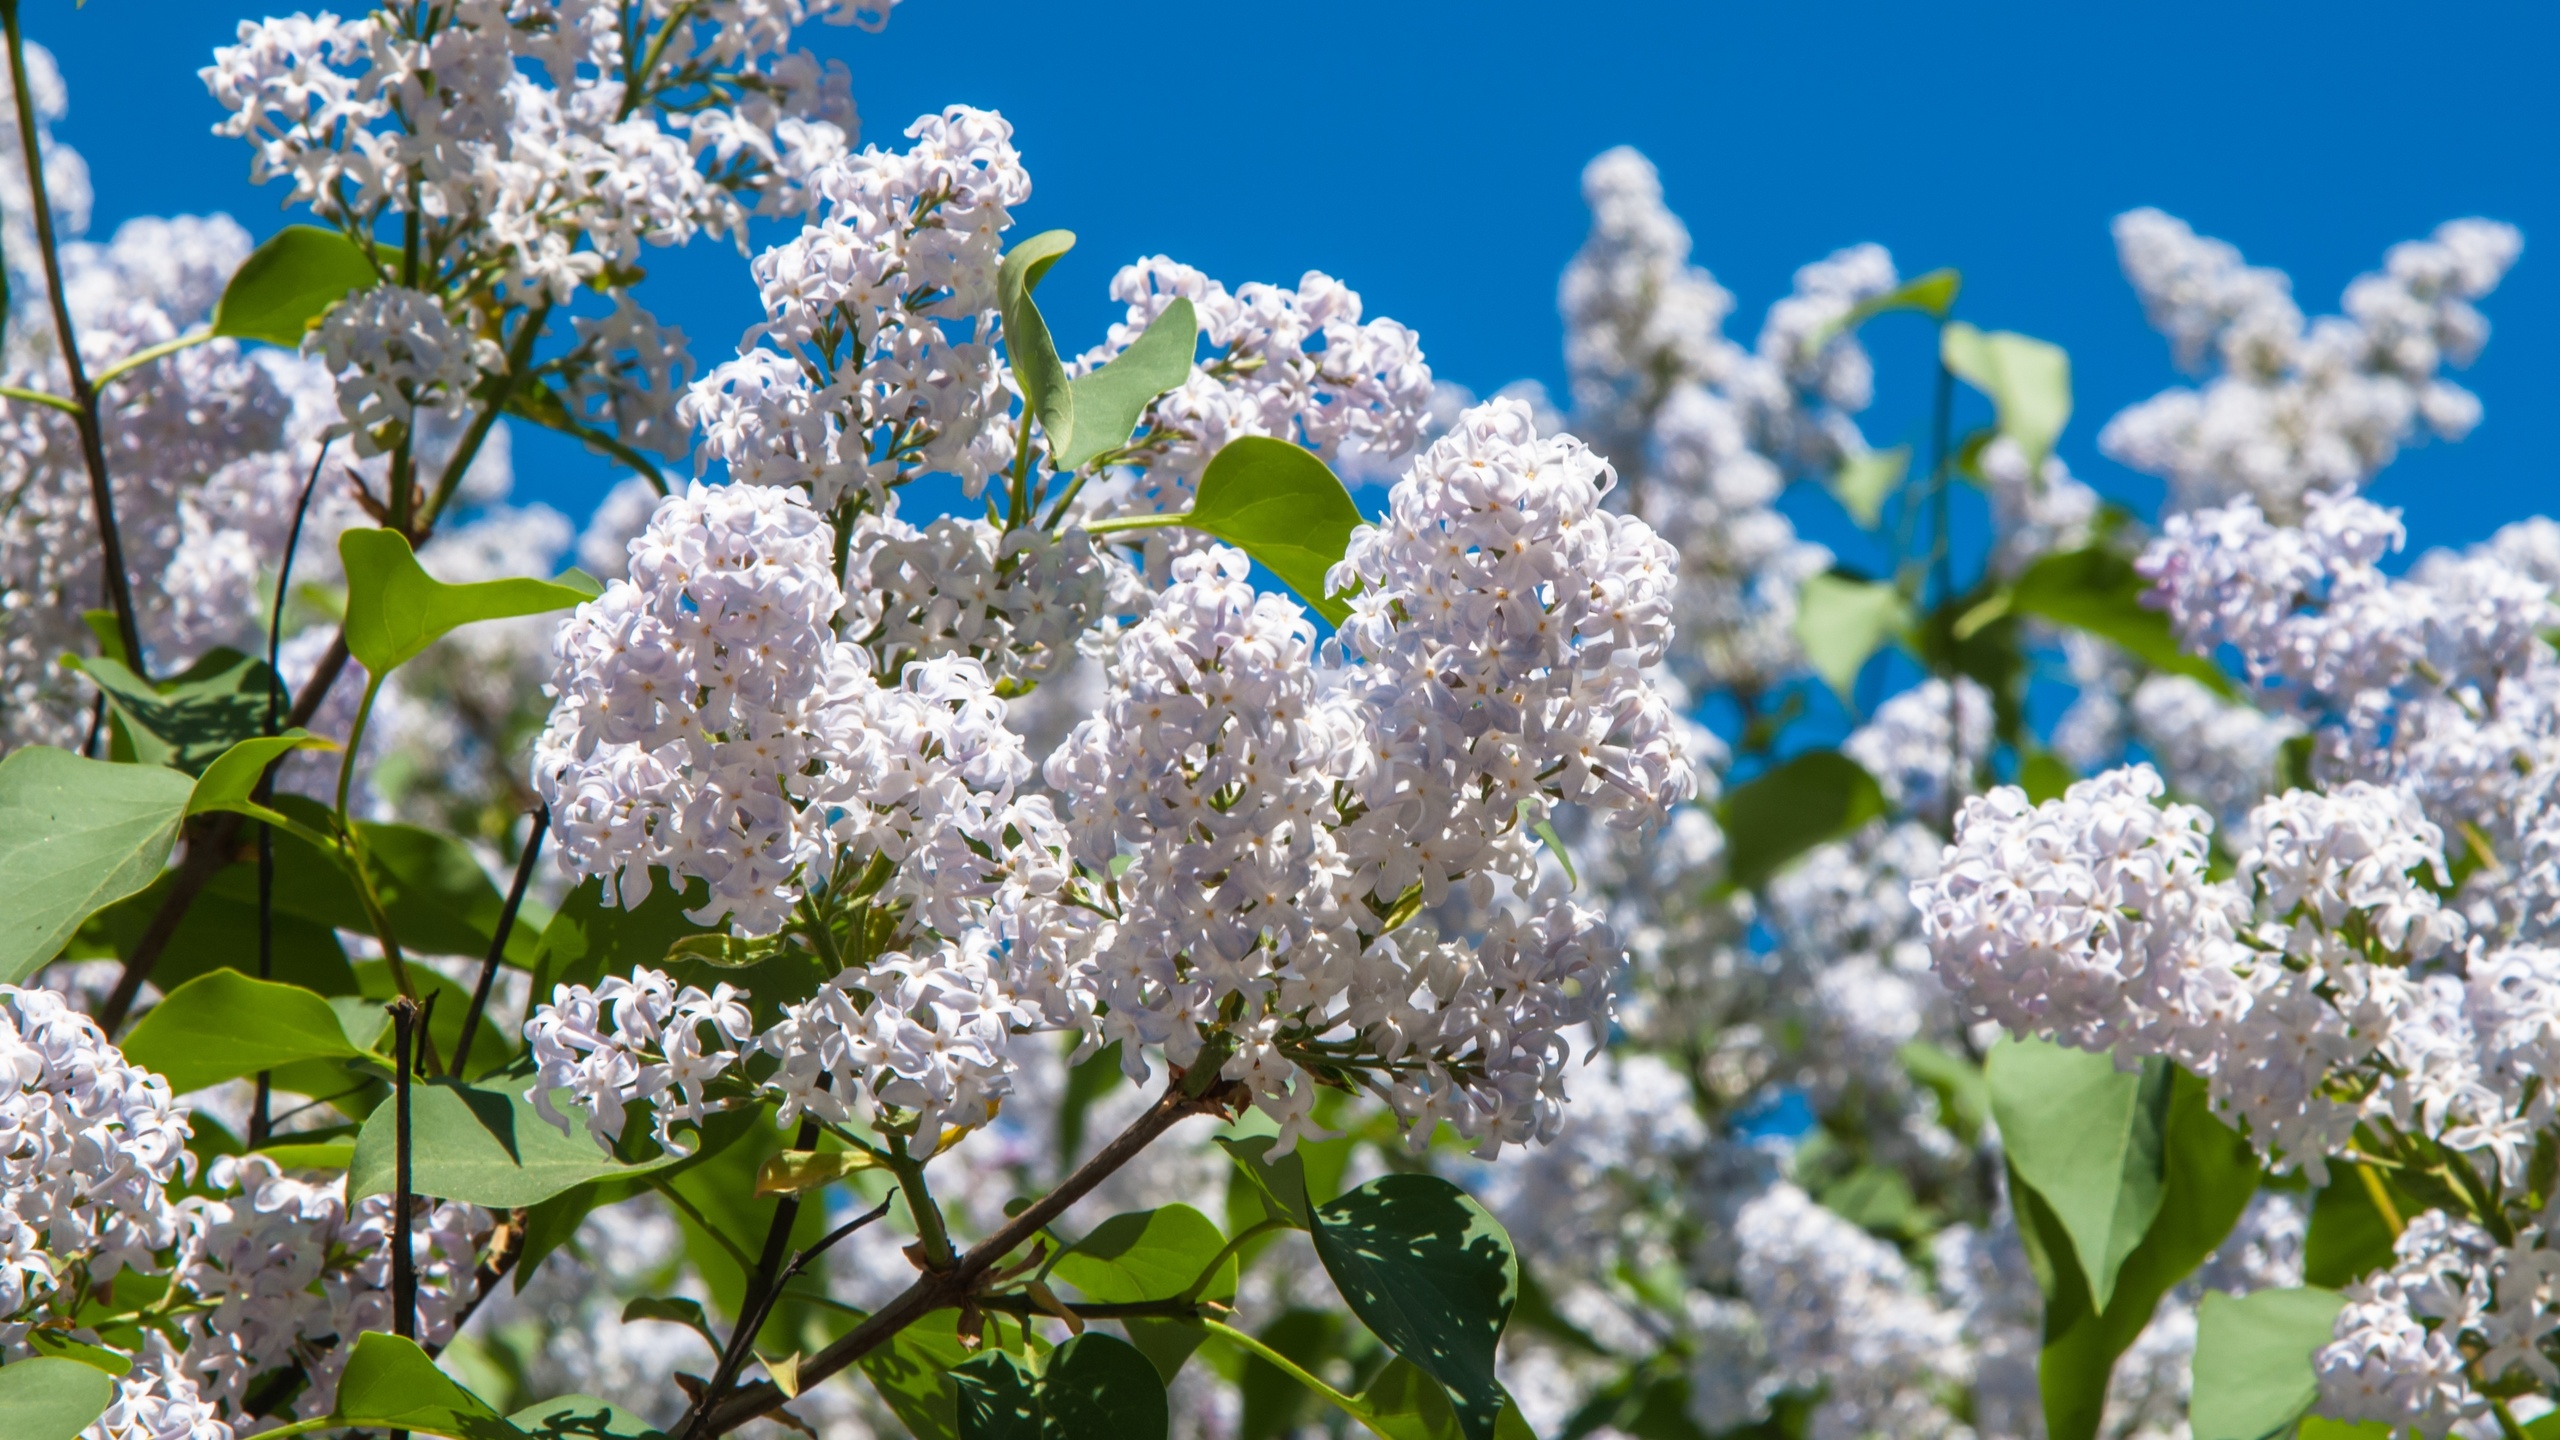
[90,329,214,389]
[1079,512,1188,537]
[1203,1318,1364,1416]
[0,381,77,413]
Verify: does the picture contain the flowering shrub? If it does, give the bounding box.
[0,7,2547,1440]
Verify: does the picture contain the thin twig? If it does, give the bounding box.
[698,1078,1242,1435]
[252,443,332,1144]
[451,803,549,1077]
[676,1116,825,1440]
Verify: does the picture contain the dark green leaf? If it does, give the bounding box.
[68,648,278,774]
[121,970,367,1093]
[347,1075,694,1209]
[84,872,356,997]
[340,527,591,678]
[0,746,196,983]
[2298,1421,2395,1440]
[331,1331,529,1439]
[1941,322,2070,471]
[1216,1134,1313,1229]
[2028,1068,2261,1440]
[1792,572,1909,700]
[1059,299,1196,472]
[1238,1310,1341,1440]
[212,225,379,348]
[2005,547,2236,697]
[529,874,719,1003]
[953,1332,1168,1440]
[1309,1175,1517,1440]
[998,230,1078,450]
[1052,1204,1235,1382]
[2189,1287,2346,1440]
[508,1395,667,1440]
[1714,750,1887,892]
[1990,1037,2169,1312]
[620,1296,720,1354]
[1825,446,1907,529]
[2303,1167,2409,1290]
[0,1356,117,1440]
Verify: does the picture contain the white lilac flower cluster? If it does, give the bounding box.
[0,210,341,749]
[2126,672,2303,834]
[0,986,192,1330]
[848,510,1130,690]
[311,284,501,457]
[1073,254,1436,508]
[684,106,1028,508]
[2101,208,2522,519]
[1557,146,1882,690]
[1842,677,1995,820]
[173,1154,491,1425]
[524,972,753,1151]
[2315,1209,2560,1435]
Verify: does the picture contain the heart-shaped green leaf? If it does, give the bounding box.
[1715,749,1887,892]
[327,1332,528,1440]
[1793,571,1910,700]
[1057,298,1197,472]
[0,745,196,983]
[1052,1204,1236,1381]
[1990,1037,2170,1313]
[952,1332,1168,1440]
[0,1356,117,1440]
[1089,439,1365,624]
[347,1074,696,1209]
[212,224,381,348]
[2190,1287,2347,1440]
[340,527,594,678]
[1308,1175,1517,1440]
[1941,321,2070,472]
[120,970,369,1093]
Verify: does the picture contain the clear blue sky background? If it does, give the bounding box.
[35,0,2557,564]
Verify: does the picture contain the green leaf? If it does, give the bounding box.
[1792,571,1909,701]
[2298,1421,2396,1440]
[1941,322,2071,471]
[508,1396,667,1440]
[340,527,591,678]
[67,648,279,774]
[620,1296,720,1354]
[1058,299,1196,472]
[1309,1175,1517,1440]
[1216,1134,1313,1230]
[1825,446,1907,529]
[952,1333,1168,1440]
[998,230,1078,451]
[0,746,196,983]
[1113,438,1364,625]
[83,875,356,998]
[1990,1037,2170,1313]
[120,970,367,1093]
[0,1356,117,1440]
[347,1075,694,1209]
[23,1331,131,1376]
[212,225,379,348]
[2027,1067,2261,1440]
[359,821,546,968]
[1714,750,1887,892]
[187,730,336,826]
[2303,1167,2409,1290]
[1052,1204,1237,1382]
[529,873,718,1002]
[2189,1287,2346,1440]
[2005,547,2237,696]
[330,1331,529,1440]
[2019,750,2076,805]
[1898,1039,1988,1145]
[1237,1310,1342,1440]
[863,1310,981,1440]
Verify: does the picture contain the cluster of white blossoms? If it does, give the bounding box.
[2125,672,2302,834]
[525,971,754,1151]
[1072,255,1436,508]
[1842,677,1995,819]
[1557,146,1884,690]
[173,1154,492,1425]
[685,106,1027,508]
[0,987,192,1329]
[2316,1209,2560,1434]
[2101,207,2522,518]
[848,510,1128,690]
[311,284,500,456]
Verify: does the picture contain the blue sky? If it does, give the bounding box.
[37,0,2558,563]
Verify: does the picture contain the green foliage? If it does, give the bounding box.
[203,801,540,964]
[2019,749,2076,804]
[2016,1067,2261,1440]
[1093,438,1365,624]
[997,230,1079,451]
[119,970,368,1092]
[0,745,195,983]
[1792,571,1909,700]
[1941,322,2070,471]
[0,1356,117,1440]
[866,1310,1000,1440]
[1715,750,1888,891]
[1052,1204,1237,1381]
[1825,446,1907,528]
[952,1333,1169,1440]
[507,1396,667,1440]
[186,731,336,827]
[529,873,717,997]
[1236,1309,1345,1440]
[1056,298,1197,471]
[347,1073,697,1209]
[69,648,278,773]
[2001,546,2236,696]
[620,1295,721,1354]
[1309,1175,1518,1440]
[1218,1133,1317,1229]
[1898,1040,1989,1145]
[326,1332,528,1440]
[1811,269,1961,350]
[2188,1287,2346,1440]
[211,225,379,348]
[339,527,594,679]
[2303,1167,2409,1289]
[1989,1038,2168,1311]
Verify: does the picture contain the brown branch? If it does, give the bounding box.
[95,631,351,1031]
[698,1077,1244,1435]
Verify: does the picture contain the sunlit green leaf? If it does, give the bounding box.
[186,731,336,828]
[2189,1287,2346,1440]
[212,225,380,348]
[0,746,195,983]
[1792,572,1909,700]
[1058,298,1196,472]
[1990,1037,2168,1313]
[1092,439,1364,624]
[0,1356,117,1440]
[1053,1204,1236,1381]
[998,230,1078,450]
[508,1396,667,1440]
[329,1332,528,1440]
[340,528,591,678]
[2005,546,2237,697]
[1942,321,2070,471]
[1826,446,1908,528]
[121,970,368,1093]
[347,1074,695,1209]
